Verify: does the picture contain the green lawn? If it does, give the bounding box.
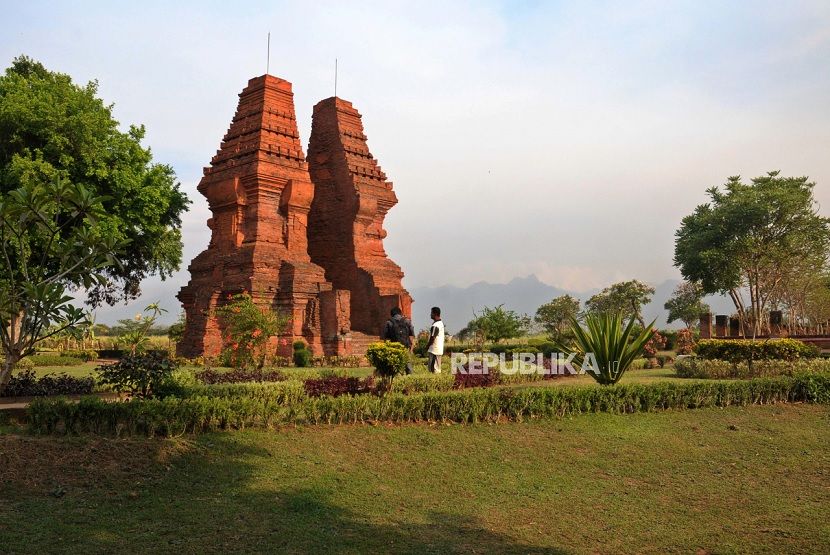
[2,404,827,553]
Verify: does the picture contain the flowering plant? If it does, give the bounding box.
[214,293,290,370]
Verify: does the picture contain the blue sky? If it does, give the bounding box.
[2,1,829,323]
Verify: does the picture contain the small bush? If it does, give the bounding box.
[14,358,35,370]
[304,376,375,397]
[62,349,99,362]
[182,380,307,404]
[97,352,178,398]
[453,372,496,389]
[675,357,830,379]
[292,340,312,368]
[28,355,84,367]
[694,339,819,363]
[4,370,95,397]
[195,368,286,384]
[366,341,409,379]
[390,373,455,395]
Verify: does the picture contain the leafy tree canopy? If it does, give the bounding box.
[468,304,529,344]
[664,281,710,329]
[674,172,830,334]
[0,55,190,305]
[585,280,654,327]
[535,295,581,341]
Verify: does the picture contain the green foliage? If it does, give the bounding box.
[554,312,655,385]
[366,341,409,379]
[26,373,830,436]
[675,328,696,355]
[214,293,290,370]
[167,313,185,344]
[0,56,190,306]
[664,281,710,328]
[28,354,84,367]
[293,348,312,368]
[467,304,529,343]
[0,175,124,392]
[675,357,830,379]
[694,339,819,363]
[117,302,166,354]
[585,280,654,327]
[61,349,98,361]
[97,351,178,398]
[534,295,580,342]
[674,172,830,334]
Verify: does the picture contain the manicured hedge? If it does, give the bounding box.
[28,355,84,367]
[694,339,819,362]
[3,370,95,397]
[675,357,830,379]
[26,373,830,436]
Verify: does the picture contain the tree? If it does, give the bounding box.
[214,293,290,370]
[534,295,580,341]
[674,172,830,335]
[664,281,710,329]
[585,280,655,327]
[467,305,529,344]
[0,177,124,391]
[0,56,190,305]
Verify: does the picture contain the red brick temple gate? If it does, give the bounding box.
[177,75,411,358]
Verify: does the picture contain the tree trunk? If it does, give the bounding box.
[0,351,20,396]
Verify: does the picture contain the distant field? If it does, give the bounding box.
[2,404,827,553]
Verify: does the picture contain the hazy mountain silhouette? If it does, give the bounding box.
[410,275,734,333]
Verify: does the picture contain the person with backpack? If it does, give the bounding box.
[382,307,415,374]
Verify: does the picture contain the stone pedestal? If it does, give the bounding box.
[699,313,712,339]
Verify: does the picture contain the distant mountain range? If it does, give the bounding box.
[95,273,736,334]
[409,275,735,333]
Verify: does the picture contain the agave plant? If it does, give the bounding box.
[552,312,655,385]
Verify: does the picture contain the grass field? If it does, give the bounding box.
[2,404,827,553]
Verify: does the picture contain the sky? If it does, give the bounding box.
[2,0,830,324]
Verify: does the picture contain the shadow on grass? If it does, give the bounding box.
[1,433,568,554]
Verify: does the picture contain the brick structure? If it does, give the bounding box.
[307,97,412,337]
[177,76,411,358]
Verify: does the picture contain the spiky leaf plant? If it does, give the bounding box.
[553,312,655,385]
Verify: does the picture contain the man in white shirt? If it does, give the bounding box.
[426,306,444,373]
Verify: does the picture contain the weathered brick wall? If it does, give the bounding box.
[307,97,412,335]
[178,76,347,358]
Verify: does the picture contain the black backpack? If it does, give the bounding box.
[390,317,411,346]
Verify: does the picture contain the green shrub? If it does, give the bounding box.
[390,372,455,394]
[26,373,830,436]
[14,358,35,370]
[62,349,99,362]
[366,341,409,379]
[694,339,819,363]
[675,356,830,379]
[97,352,178,398]
[180,380,307,405]
[553,312,655,385]
[292,340,312,368]
[28,355,84,367]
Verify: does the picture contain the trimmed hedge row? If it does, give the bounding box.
[28,355,84,367]
[694,339,819,362]
[27,373,830,436]
[674,357,830,379]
